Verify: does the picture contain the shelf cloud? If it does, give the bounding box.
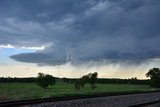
[0,0,160,66]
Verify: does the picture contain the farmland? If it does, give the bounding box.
[0,83,159,101]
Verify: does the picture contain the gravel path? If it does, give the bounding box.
[24,92,160,107]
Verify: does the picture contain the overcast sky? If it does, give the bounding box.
[0,0,160,78]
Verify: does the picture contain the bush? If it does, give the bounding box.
[36,73,56,89]
[90,72,98,89]
[79,75,89,88]
[73,72,98,91]
[79,72,98,89]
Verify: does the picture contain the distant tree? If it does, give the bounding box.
[74,72,98,91]
[79,72,98,89]
[89,72,98,89]
[79,75,89,88]
[146,68,160,88]
[36,73,56,89]
[62,77,70,83]
[131,77,137,80]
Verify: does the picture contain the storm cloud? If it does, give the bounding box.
[0,0,160,65]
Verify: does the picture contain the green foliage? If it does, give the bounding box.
[146,68,160,88]
[36,73,56,89]
[90,72,98,83]
[76,72,98,90]
[85,72,98,89]
[79,75,89,88]
[74,72,98,91]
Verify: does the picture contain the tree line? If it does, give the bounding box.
[0,77,36,83]
[61,78,149,85]
[0,76,149,85]
[1,67,160,89]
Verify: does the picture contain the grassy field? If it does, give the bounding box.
[0,83,159,100]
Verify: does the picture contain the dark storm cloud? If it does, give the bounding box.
[10,52,67,65]
[0,0,159,65]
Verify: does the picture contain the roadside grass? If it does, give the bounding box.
[0,83,159,100]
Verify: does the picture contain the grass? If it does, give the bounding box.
[0,83,159,100]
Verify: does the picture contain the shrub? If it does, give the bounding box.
[79,72,98,89]
[89,72,98,89]
[36,73,56,89]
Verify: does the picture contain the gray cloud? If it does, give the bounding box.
[0,0,159,65]
[10,52,67,65]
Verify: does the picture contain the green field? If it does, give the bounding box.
[0,83,159,100]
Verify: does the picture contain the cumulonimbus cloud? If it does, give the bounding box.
[0,0,159,65]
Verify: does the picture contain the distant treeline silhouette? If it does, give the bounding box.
[0,77,149,85]
[68,78,149,85]
[0,77,36,83]
[95,78,149,85]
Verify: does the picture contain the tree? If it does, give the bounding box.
[36,73,56,89]
[146,68,160,88]
[89,72,98,89]
[74,72,98,91]
[62,77,70,83]
[79,75,89,88]
[81,72,98,89]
